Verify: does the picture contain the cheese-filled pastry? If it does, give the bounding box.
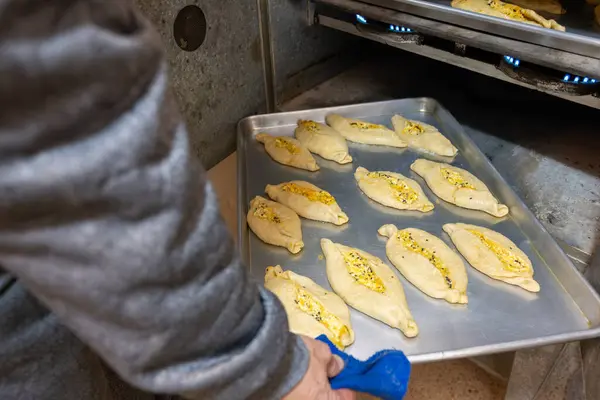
[265,181,349,225]
[320,239,418,338]
[264,265,355,348]
[247,196,303,254]
[378,225,468,304]
[443,223,540,292]
[326,114,407,148]
[355,167,434,212]
[255,133,319,171]
[411,159,509,217]
[295,120,352,164]
[451,0,565,31]
[391,114,458,156]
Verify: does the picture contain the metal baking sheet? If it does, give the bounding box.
[354,0,600,60]
[237,98,600,362]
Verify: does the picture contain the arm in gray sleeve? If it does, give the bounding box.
[0,1,307,398]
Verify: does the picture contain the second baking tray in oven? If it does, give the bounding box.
[348,0,600,61]
[237,98,600,362]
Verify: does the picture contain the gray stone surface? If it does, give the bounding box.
[470,352,515,382]
[582,338,600,400]
[585,248,600,293]
[135,0,265,168]
[535,342,585,400]
[504,344,563,399]
[583,252,600,400]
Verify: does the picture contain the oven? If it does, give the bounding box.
[136,0,599,397]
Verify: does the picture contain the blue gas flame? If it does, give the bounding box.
[356,14,367,24]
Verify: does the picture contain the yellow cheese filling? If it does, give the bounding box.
[342,251,386,293]
[253,202,281,223]
[398,231,453,288]
[350,121,386,130]
[281,183,335,205]
[402,121,425,136]
[488,0,529,22]
[275,137,300,154]
[441,167,476,189]
[298,120,320,132]
[294,285,350,348]
[367,172,419,204]
[468,230,530,273]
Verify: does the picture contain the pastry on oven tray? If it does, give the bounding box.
[391,114,458,157]
[451,0,566,31]
[247,196,304,254]
[378,225,469,304]
[325,114,408,148]
[294,120,353,164]
[320,239,419,338]
[506,0,565,14]
[265,181,349,226]
[410,159,509,217]
[354,167,434,212]
[255,133,319,171]
[264,265,355,349]
[443,223,540,292]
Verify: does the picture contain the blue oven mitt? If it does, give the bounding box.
[316,335,411,400]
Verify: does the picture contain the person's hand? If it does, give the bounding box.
[283,336,355,400]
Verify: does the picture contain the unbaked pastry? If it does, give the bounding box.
[255,133,319,171]
[451,0,565,31]
[320,239,419,338]
[443,223,540,292]
[264,265,355,348]
[265,181,349,225]
[391,114,458,156]
[247,196,303,254]
[354,167,434,212]
[411,159,509,217]
[378,225,468,304]
[295,120,352,164]
[326,114,407,148]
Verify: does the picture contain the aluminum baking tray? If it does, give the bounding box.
[353,0,600,60]
[237,98,600,362]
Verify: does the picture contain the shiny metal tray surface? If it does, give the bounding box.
[237,98,600,362]
[357,0,600,60]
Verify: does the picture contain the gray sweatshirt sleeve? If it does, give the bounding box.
[0,1,308,398]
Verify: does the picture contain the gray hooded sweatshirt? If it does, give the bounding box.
[0,0,308,399]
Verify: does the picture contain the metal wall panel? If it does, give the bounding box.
[270,0,361,103]
[134,0,266,168]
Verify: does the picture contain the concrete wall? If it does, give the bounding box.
[134,0,265,168]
